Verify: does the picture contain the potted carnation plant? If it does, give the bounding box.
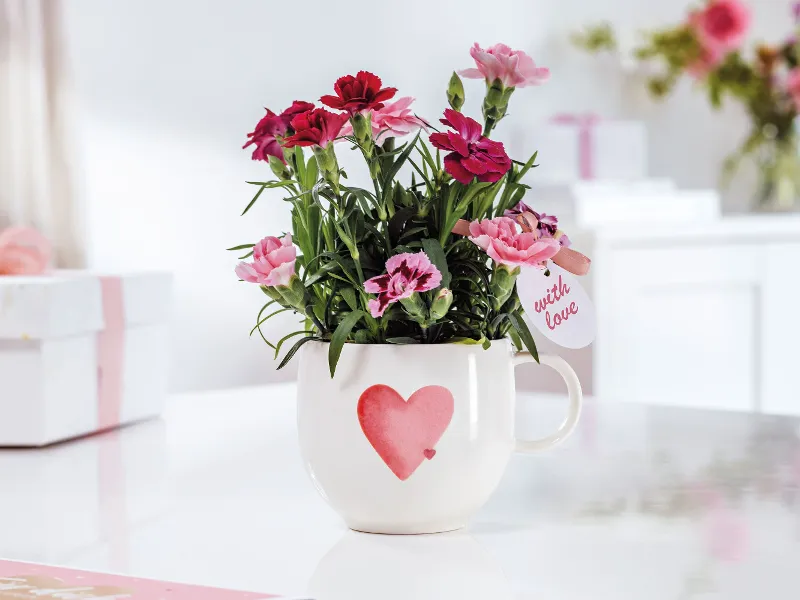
[231,43,590,534]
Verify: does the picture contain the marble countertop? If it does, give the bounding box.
[1,384,798,599]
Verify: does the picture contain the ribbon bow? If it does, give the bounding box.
[0,227,52,275]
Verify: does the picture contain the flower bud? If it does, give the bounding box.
[276,274,307,312]
[269,155,292,180]
[399,292,428,323]
[490,264,521,311]
[429,288,453,321]
[447,72,465,112]
[351,113,373,146]
[312,144,340,193]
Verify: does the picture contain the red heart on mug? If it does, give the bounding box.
[357,384,454,481]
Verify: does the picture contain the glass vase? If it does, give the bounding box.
[754,140,800,212]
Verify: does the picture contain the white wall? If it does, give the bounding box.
[61,0,789,392]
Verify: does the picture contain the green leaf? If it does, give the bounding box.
[241,183,267,216]
[381,131,421,203]
[517,150,539,180]
[226,243,254,251]
[251,300,278,343]
[276,335,321,370]
[421,238,451,288]
[507,312,539,363]
[303,155,319,191]
[293,146,306,184]
[328,310,365,377]
[250,307,293,337]
[386,337,419,344]
[274,329,315,359]
[241,181,296,215]
[340,287,358,311]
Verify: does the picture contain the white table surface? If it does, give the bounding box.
[1,383,799,599]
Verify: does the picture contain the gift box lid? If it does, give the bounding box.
[58,270,173,327]
[0,275,103,340]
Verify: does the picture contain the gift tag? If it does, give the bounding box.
[516,263,596,348]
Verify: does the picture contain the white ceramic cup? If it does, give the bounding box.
[296,339,582,534]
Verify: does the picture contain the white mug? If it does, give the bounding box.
[296,339,582,534]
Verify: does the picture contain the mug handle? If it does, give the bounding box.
[512,353,583,453]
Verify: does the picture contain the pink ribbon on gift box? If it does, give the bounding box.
[550,113,601,180]
[97,276,126,430]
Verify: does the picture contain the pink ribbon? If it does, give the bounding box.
[550,113,600,180]
[97,276,126,430]
[0,227,51,275]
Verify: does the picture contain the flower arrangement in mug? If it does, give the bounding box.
[230,43,589,376]
[574,1,800,205]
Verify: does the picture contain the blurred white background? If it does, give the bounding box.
[60,0,787,392]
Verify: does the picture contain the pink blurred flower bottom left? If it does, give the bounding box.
[0,560,279,599]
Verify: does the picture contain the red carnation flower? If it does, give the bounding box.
[242,109,288,162]
[320,71,397,115]
[429,109,511,184]
[279,100,315,129]
[283,108,349,148]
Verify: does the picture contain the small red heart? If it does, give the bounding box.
[423,448,436,460]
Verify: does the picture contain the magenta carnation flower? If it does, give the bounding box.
[429,109,511,184]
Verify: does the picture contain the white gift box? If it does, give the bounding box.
[0,271,171,446]
[530,118,647,184]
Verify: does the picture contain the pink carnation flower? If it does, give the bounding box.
[469,217,560,268]
[364,251,442,318]
[340,96,429,141]
[371,97,429,141]
[690,0,750,52]
[235,234,297,287]
[459,43,550,88]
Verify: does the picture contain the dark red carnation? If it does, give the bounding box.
[283,108,349,148]
[243,109,288,162]
[429,109,511,184]
[320,71,397,115]
[279,100,315,128]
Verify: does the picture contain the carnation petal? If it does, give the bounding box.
[443,153,475,184]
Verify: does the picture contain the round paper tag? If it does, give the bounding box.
[516,263,596,349]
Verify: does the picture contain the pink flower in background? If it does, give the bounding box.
[279,100,315,129]
[429,109,511,184]
[282,108,349,148]
[364,252,442,318]
[787,68,800,109]
[340,97,429,140]
[459,43,550,88]
[235,234,297,287]
[794,1,800,22]
[687,43,725,79]
[690,0,750,52]
[469,217,560,268]
[0,227,51,275]
[242,109,288,162]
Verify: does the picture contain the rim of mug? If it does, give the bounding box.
[302,337,515,350]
